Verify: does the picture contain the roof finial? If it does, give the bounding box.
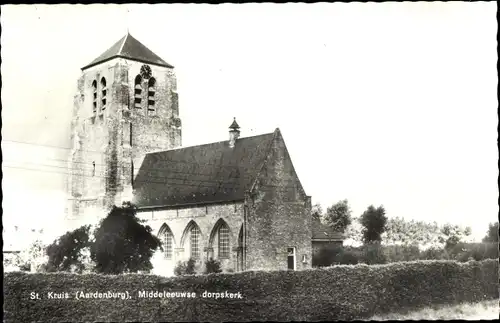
[126,6,131,35]
[229,118,240,148]
[229,117,240,130]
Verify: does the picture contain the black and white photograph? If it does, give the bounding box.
[2,3,498,321]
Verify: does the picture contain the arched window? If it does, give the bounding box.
[218,223,230,258]
[134,75,142,108]
[92,80,97,113]
[100,77,107,112]
[190,225,201,259]
[209,219,231,260]
[147,77,156,114]
[159,224,174,260]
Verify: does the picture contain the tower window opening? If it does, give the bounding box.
[134,75,143,109]
[92,80,97,113]
[147,77,156,115]
[100,77,107,112]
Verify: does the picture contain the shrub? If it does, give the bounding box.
[45,225,91,273]
[383,244,421,263]
[91,202,161,274]
[337,249,361,265]
[451,242,499,262]
[361,243,387,265]
[205,258,222,274]
[419,247,451,261]
[313,244,343,267]
[174,258,196,276]
[4,259,498,322]
[313,245,364,267]
[14,239,49,273]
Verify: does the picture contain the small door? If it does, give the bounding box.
[287,247,296,270]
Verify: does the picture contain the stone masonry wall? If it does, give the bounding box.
[246,130,312,271]
[66,58,182,232]
[137,202,244,275]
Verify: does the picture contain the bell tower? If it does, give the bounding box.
[66,33,182,227]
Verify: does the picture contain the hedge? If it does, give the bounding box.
[313,243,499,267]
[4,259,498,322]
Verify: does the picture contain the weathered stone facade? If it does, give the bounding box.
[137,202,244,275]
[245,130,313,271]
[66,54,181,227]
[65,34,334,275]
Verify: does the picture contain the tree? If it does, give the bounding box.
[439,223,471,250]
[322,199,353,233]
[359,205,388,244]
[482,222,499,243]
[344,217,363,247]
[382,217,443,249]
[12,238,47,272]
[91,202,161,274]
[311,203,323,222]
[46,225,91,273]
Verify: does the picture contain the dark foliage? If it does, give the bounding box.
[324,199,353,233]
[45,225,91,273]
[359,205,388,243]
[313,242,498,268]
[4,260,498,322]
[90,202,161,274]
[361,242,387,265]
[174,258,196,276]
[483,222,499,243]
[205,258,222,274]
[313,244,344,267]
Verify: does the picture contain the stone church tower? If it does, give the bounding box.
[66,33,181,226]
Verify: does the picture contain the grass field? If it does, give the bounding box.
[367,299,499,320]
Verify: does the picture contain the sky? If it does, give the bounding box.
[1,3,498,244]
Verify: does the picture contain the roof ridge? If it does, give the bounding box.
[146,131,275,155]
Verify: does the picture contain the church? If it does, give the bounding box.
[66,33,342,274]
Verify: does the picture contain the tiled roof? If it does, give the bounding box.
[133,130,278,208]
[82,33,174,70]
[311,219,344,241]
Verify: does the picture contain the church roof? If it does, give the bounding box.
[82,33,174,70]
[311,219,344,241]
[133,130,278,208]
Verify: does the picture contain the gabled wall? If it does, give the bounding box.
[245,129,312,271]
